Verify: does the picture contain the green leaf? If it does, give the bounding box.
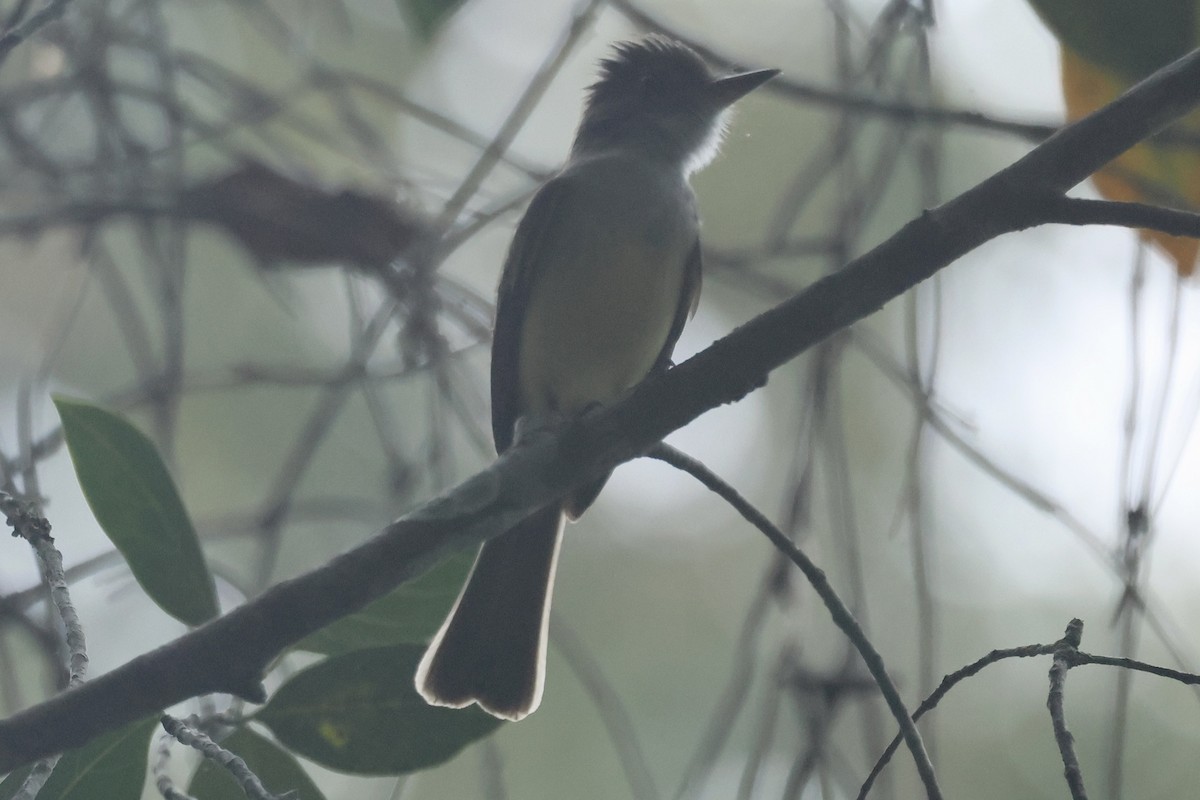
[188,726,325,800]
[399,0,467,39]
[256,645,501,774]
[54,397,218,626]
[295,549,473,655]
[0,717,156,800]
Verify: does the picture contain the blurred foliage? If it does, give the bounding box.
[1028,0,1195,80]
[1029,0,1200,275]
[181,161,429,270]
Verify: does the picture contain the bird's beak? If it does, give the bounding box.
[707,67,780,107]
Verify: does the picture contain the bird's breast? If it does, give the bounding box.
[517,169,696,414]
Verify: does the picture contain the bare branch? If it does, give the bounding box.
[160,715,296,800]
[1047,620,1089,800]
[1029,196,1200,238]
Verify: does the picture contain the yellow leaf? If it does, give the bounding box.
[1060,46,1200,275]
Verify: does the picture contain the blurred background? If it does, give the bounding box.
[2,0,1200,797]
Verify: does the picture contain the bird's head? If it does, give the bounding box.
[573,35,779,174]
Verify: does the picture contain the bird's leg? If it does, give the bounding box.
[512,410,570,447]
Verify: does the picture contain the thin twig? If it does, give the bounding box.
[1,492,88,800]
[858,639,1056,799]
[1032,196,1200,238]
[1047,620,1088,800]
[160,715,298,800]
[647,444,943,800]
[153,726,199,800]
[1071,651,1200,684]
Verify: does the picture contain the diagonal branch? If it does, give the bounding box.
[3,42,1200,776]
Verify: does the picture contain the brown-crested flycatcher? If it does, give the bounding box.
[416,35,778,720]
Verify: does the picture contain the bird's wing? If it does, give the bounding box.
[652,236,702,373]
[490,175,574,453]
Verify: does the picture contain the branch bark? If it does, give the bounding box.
[3,43,1200,776]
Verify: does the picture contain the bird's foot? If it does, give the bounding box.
[512,410,570,447]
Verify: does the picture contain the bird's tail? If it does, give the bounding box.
[415,504,564,721]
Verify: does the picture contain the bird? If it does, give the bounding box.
[415,35,779,721]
